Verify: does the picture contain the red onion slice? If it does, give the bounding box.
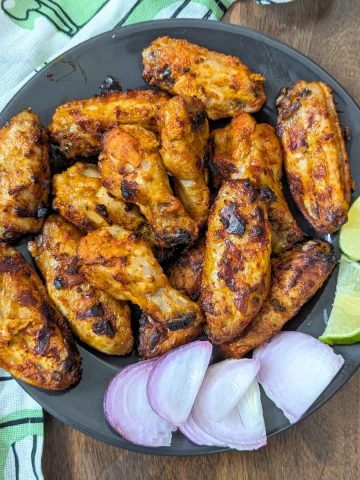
[147,340,212,425]
[179,413,226,447]
[104,359,176,447]
[190,359,266,450]
[254,331,345,424]
[195,359,260,422]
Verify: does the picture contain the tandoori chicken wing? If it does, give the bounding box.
[159,95,210,226]
[201,179,272,344]
[276,81,352,234]
[28,216,133,356]
[220,239,336,358]
[0,110,49,242]
[211,113,302,254]
[0,243,81,389]
[77,226,204,331]
[142,37,266,120]
[48,90,169,158]
[99,125,198,248]
[52,162,144,233]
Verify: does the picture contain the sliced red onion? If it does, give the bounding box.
[179,413,226,447]
[104,359,176,447]
[147,340,212,425]
[195,359,260,422]
[254,331,345,424]
[190,359,266,450]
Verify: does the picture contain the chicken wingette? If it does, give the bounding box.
[142,36,266,120]
[0,243,81,389]
[138,314,203,359]
[0,110,49,242]
[159,96,210,226]
[99,125,198,248]
[168,238,205,301]
[77,226,204,331]
[220,239,336,358]
[28,216,133,356]
[276,81,352,234]
[201,179,272,344]
[52,162,144,232]
[211,113,302,254]
[48,90,169,158]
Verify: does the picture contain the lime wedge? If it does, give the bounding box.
[319,255,360,345]
[339,196,360,261]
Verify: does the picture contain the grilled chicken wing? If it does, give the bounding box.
[0,243,81,389]
[52,162,144,233]
[211,113,302,254]
[138,314,203,359]
[77,226,204,331]
[201,179,272,344]
[276,81,352,234]
[142,37,266,120]
[221,239,336,358]
[48,90,169,158]
[0,110,49,242]
[169,238,205,301]
[28,216,133,356]
[159,96,210,226]
[99,125,198,248]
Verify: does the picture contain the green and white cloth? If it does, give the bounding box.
[0,0,292,478]
[0,372,43,480]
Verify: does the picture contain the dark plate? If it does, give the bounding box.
[2,19,360,456]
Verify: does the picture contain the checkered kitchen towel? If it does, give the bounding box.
[0,0,293,478]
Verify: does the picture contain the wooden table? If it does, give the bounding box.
[43,1,360,478]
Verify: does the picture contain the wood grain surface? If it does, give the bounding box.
[43,1,360,479]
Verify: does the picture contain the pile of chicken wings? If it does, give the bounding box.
[0,37,351,389]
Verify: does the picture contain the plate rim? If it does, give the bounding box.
[2,19,360,118]
[4,18,360,456]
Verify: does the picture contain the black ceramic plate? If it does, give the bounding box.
[2,19,360,456]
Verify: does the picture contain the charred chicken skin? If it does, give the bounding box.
[0,110,49,242]
[0,243,81,389]
[28,216,133,356]
[221,239,336,358]
[52,162,144,233]
[138,314,203,359]
[159,95,210,226]
[201,179,272,344]
[211,113,302,254]
[142,36,266,120]
[168,238,205,301]
[48,90,169,158]
[77,226,204,331]
[276,81,352,234]
[99,125,198,248]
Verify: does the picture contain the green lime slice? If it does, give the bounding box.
[319,255,360,345]
[339,196,360,261]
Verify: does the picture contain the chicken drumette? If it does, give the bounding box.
[99,125,198,248]
[77,226,204,331]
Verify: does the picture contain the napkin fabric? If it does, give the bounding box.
[0,0,291,479]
